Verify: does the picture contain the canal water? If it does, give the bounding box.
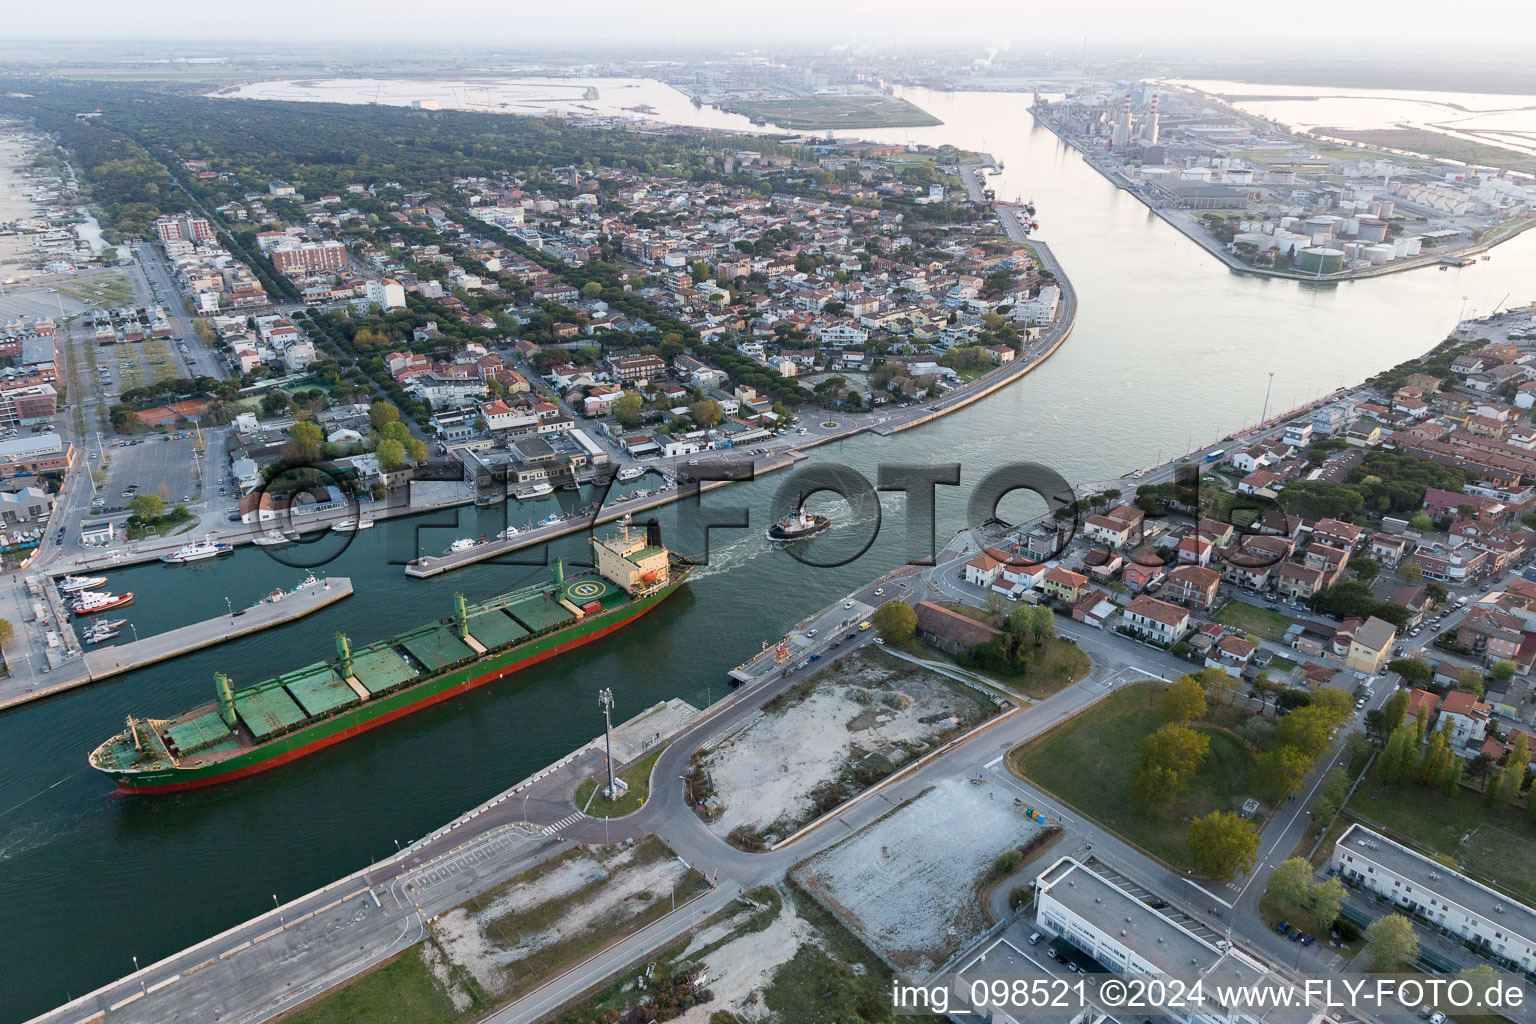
[5,83,1536,1021]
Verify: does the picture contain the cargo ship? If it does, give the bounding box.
[89,519,691,794]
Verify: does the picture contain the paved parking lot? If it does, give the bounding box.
[94,435,206,512]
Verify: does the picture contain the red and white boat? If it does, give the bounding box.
[72,590,135,615]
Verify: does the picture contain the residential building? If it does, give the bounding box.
[1164,564,1220,609]
[1344,615,1397,675]
[1330,824,1536,973]
[1122,595,1190,646]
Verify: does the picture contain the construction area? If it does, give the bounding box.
[692,647,1004,850]
[427,836,707,1008]
[794,776,1049,970]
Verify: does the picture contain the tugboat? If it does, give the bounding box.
[767,497,831,542]
[72,590,135,615]
[58,575,108,592]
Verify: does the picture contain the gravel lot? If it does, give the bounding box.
[796,777,1046,970]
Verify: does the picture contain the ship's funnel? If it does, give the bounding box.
[215,672,237,730]
[646,519,662,549]
[336,632,353,678]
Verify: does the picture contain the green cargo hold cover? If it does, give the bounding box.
[165,710,236,755]
[402,626,475,672]
[467,608,530,651]
[283,665,359,718]
[235,686,308,741]
[350,646,420,694]
[506,594,574,633]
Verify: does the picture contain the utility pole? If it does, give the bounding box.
[1260,371,1275,427]
[599,687,616,798]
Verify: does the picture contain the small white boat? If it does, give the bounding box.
[497,526,521,541]
[538,513,562,526]
[616,465,646,482]
[449,537,480,553]
[251,529,292,546]
[331,518,375,532]
[58,575,108,592]
[516,482,554,499]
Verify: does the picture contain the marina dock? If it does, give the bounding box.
[0,577,353,711]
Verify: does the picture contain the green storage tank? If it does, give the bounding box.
[1298,247,1344,275]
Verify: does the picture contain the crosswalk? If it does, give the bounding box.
[542,813,583,835]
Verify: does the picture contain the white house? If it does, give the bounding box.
[365,277,407,310]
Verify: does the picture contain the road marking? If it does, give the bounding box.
[146,975,180,994]
[542,812,583,835]
[1184,879,1233,908]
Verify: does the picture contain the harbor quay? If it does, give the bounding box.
[0,577,353,712]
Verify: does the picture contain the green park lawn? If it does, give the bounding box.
[1346,763,1536,903]
[1213,600,1296,643]
[1009,682,1258,871]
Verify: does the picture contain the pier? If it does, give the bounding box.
[0,577,353,712]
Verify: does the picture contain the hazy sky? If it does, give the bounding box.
[7,0,1536,51]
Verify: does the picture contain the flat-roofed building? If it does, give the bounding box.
[1330,824,1536,973]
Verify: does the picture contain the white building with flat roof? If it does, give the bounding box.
[1330,824,1536,973]
[1034,857,1307,1024]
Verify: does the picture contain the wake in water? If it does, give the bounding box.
[688,492,892,580]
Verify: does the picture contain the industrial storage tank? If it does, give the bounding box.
[1298,247,1345,274]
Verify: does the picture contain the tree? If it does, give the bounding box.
[1188,811,1260,879]
[1489,660,1517,683]
[284,420,323,465]
[1351,556,1382,583]
[369,400,400,431]
[1276,706,1335,756]
[379,420,411,444]
[1379,724,1414,785]
[689,399,724,429]
[0,618,13,648]
[376,438,405,469]
[1410,514,1434,531]
[1026,605,1054,647]
[1364,914,1419,970]
[1132,723,1210,814]
[1492,733,1528,806]
[581,281,603,299]
[1387,659,1430,687]
[1162,675,1208,723]
[870,600,916,645]
[1266,857,1315,910]
[1458,666,1486,697]
[1381,689,1410,733]
[1306,875,1346,933]
[613,392,643,429]
[129,493,165,520]
[1257,745,1312,800]
[405,438,428,463]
